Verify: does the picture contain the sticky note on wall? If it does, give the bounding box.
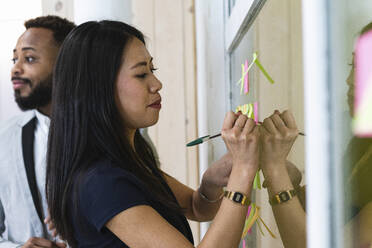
[236,103,255,119]
[353,30,372,137]
[244,60,249,94]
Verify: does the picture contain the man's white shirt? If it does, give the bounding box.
[34,111,50,225]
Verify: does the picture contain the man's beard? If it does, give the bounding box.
[14,75,52,111]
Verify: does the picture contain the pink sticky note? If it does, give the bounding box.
[244,60,249,94]
[354,30,372,137]
[243,239,246,248]
[254,102,258,123]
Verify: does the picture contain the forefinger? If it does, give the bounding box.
[222,111,238,130]
[242,118,256,135]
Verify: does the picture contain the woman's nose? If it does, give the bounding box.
[150,77,162,93]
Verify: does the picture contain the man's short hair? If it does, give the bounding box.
[24,15,76,45]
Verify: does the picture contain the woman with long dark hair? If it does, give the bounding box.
[46,20,266,247]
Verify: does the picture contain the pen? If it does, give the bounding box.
[187,128,305,147]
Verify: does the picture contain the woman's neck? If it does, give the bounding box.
[127,128,136,150]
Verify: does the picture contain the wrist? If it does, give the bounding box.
[262,169,295,195]
[233,160,258,174]
[227,167,256,194]
[261,160,286,176]
[262,167,289,181]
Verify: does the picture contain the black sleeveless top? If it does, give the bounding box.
[70,159,194,247]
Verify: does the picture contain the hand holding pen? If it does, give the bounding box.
[187,111,304,147]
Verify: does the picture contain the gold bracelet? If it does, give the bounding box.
[198,187,224,203]
[223,190,251,206]
[269,189,297,205]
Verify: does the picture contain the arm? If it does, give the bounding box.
[262,160,306,211]
[106,112,260,248]
[344,201,372,247]
[260,110,306,248]
[163,174,221,222]
[163,153,232,222]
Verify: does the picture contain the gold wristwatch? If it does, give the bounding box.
[223,190,251,206]
[269,189,297,205]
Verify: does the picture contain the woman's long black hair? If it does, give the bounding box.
[46,21,181,247]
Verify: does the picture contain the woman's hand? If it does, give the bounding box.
[221,111,259,173]
[44,216,57,238]
[260,110,298,173]
[199,153,232,204]
[202,153,232,188]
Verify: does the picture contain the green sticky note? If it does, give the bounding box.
[240,64,245,94]
[255,58,275,84]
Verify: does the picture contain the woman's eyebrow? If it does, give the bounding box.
[130,57,153,69]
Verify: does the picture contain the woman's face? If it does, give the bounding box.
[346,54,355,117]
[116,38,162,130]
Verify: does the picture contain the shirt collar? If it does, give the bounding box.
[34,110,50,133]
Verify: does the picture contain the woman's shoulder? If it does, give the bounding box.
[82,158,146,191]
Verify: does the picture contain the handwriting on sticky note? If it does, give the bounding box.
[235,103,256,121]
[236,52,275,95]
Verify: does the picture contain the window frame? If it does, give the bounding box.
[224,0,267,53]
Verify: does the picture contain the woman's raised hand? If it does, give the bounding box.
[260,110,298,172]
[221,111,259,173]
[202,153,232,188]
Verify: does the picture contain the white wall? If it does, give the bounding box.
[0,1,42,123]
[73,0,131,24]
[42,0,74,21]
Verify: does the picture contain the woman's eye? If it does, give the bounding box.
[136,73,147,79]
[136,68,158,78]
[11,58,18,64]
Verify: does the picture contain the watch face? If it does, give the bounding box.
[279,192,290,202]
[233,192,243,203]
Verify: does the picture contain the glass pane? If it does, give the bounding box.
[228,1,305,247]
[228,0,237,16]
[230,27,256,112]
[328,1,372,247]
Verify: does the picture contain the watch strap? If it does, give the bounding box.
[269,189,297,205]
[223,190,251,206]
